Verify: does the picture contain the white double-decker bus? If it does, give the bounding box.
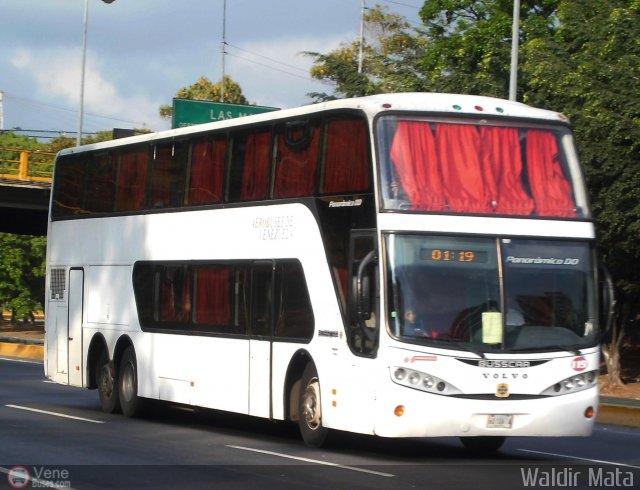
[45,93,609,451]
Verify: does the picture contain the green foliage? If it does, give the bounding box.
[160,75,250,119]
[306,5,428,100]
[419,0,559,97]
[0,233,46,322]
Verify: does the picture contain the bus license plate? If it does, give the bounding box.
[487,414,513,428]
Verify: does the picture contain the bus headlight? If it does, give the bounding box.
[391,367,462,395]
[540,370,599,396]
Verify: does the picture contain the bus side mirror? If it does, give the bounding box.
[353,250,376,326]
[598,262,615,339]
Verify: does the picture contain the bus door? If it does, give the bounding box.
[67,268,84,386]
[248,261,274,418]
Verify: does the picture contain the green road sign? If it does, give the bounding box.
[172,98,279,128]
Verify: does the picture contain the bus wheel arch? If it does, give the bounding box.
[284,349,312,423]
[87,333,108,390]
[298,360,329,447]
[92,334,121,414]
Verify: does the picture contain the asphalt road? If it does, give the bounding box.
[1,357,639,490]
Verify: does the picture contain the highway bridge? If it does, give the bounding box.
[0,148,52,236]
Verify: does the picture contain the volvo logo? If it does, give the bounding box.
[496,383,510,398]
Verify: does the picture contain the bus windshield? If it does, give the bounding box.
[377,116,589,218]
[385,235,598,352]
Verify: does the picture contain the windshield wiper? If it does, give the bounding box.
[426,338,486,359]
[508,344,583,355]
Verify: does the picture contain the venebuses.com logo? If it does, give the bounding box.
[6,466,72,488]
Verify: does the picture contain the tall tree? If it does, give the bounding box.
[306,5,427,101]
[418,0,558,97]
[159,75,249,119]
[0,233,46,323]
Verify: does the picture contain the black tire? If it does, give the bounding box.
[118,346,145,417]
[96,351,120,413]
[460,436,506,454]
[298,363,329,448]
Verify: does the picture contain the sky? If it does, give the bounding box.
[0,0,423,137]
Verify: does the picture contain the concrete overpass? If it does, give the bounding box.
[0,148,53,236]
[0,179,50,235]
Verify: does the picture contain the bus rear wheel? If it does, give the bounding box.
[298,363,329,447]
[460,436,505,454]
[96,351,120,413]
[118,346,145,417]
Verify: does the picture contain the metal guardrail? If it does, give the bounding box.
[0,147,54,184]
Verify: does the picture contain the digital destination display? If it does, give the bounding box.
[421,248,489,263]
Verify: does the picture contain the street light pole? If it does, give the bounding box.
[78,0,115,146]
[77,0,89,146]
[220,0,227,102]
[358,0,365,74]
[509,0,521,101]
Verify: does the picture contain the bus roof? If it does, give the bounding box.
[60,92,568,156]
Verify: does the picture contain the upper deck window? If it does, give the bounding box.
[115,146,148,212]
[272,120,321,198]
[378,117,588,218]
[321,118,370,194]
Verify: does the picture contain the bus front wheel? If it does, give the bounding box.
[96,351,120,413]
[298,363,329,447]
[118,346,145,417]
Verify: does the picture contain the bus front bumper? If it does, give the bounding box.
[373,384,598,438]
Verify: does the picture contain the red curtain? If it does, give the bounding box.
[436,124,493,213]
[273,127,320,198]
[159,267,191,324]
[241,130,271,201]
[480,127,534,215]
[526,130,576,217]
[389,123,577,217]
[116,149,148,211]
[189,138,226,205]
[195,267,231,325]
[390,121,445,210]
[150,145,173,207]
[323,119,369,194]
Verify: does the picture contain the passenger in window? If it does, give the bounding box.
[404,308,427,337]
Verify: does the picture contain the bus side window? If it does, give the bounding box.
[274,261,314,340]
[272,120,321,198]
[251,262,274,337]
[84,152,115,213]
[52,154,86,217]
[321,117,370,195]
[187,136,227,205]
[192,264,248,334]
[157,265,192,324]
[150,141,188,208]
[228,129,272,202]
[115,146,148,212]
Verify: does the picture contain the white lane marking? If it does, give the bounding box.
[228,445,395,477]
[595,425,640,437]
[5,404,105,424]
[0,357,42,364]
[519,449,640,469]
[0,466,80,490]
